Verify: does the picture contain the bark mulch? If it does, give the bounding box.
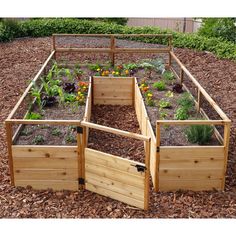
[88,105,145,163]
[0,37,236,218]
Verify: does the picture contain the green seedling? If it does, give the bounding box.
[32,135,45,145]
[25,112,42,120]
[51,128,62,136]
[153,81,166,91]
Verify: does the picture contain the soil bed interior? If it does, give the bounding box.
[87,105,145,163]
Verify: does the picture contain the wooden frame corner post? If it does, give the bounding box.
[155,121,161,192]
[144,138,151,210]
[5,121,14,186]
[222,121,231,189]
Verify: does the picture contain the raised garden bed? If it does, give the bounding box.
[5,34,231,210]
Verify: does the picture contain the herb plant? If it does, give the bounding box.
[185,125,214,145]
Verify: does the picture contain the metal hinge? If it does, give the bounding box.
[77,126,83,134]
[78,178,85,185]
[131,164,147,172]
[156,146,160,153]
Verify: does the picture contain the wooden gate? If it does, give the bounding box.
[80,121,151,210]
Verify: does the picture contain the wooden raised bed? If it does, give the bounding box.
[5,34,231,210]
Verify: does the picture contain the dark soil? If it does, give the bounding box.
[0,37,236,218]
[16,103,85,145]
[137,75,220,146]
[88,105,145,163]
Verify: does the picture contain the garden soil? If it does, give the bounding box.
[0,37,236,218]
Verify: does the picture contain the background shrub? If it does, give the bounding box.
[0,18,235,60]
[198,18,236,43]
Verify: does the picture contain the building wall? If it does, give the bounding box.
[127,18,201,33]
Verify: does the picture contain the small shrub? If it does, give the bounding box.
[158,99,172,109]
[153,81,166,91]
[51,128,62,136]
[174,107,189,120]
[162,71,174,80]
[177,92,194,111]
[65,134,76,143]
[185,125,214,145]
[21,128,33,136]
[32,135,45,145]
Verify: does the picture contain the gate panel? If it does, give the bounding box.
[85,148,147,209]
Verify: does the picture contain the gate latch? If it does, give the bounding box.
[131,164,147,172]
[78,178,85,185]
[77,126,83,134]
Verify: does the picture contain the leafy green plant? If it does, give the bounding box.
[123,63,139,71]
[148,59,165,74]
[88,63,102,72]
[139,62,154,78]
[51,128,62,136]
[185,125,214,145]
[177,92,194,111]
[25,112,42,120]
[64,93,76,103]
[165,91,174,98]
[41,79,59,97]
[158,99,171,109]
[174,107,189,120]
[30,84,42,110]
[65,134,76,143]
[21,128,33,136]
[160,111,168,120]
[153,81,166,91]
[163,71,174,81]
[32,135,45,145]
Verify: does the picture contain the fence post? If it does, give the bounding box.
[197,88,201,112]
[222,122,231,189]
[168,36,172,67]
[155,121,161,192]
[5,121,14,186]
[180,69,184,84]
[110,35,115,66]
[52,35,56,60]
[144,138,151,210]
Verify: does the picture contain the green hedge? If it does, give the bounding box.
[0,18,235,60]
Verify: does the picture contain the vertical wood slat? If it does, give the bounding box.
[222,122,231,189]
[110,35,115,66]
[155,122,161,191]
[180,68,184,84]
[81,127,87,189]
[77,129,83,190]
[197,88,201,113]
[168,36,172,67]
[52,35,56,60]
[5,122,14,185]
[144,138,151,210]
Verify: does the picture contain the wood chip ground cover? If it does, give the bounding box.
[0,37,236,218]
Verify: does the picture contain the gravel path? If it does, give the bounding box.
[0,37,236,218]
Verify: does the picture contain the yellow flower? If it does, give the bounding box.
[125,70,129,74]
[115,71,119,75]
[147,93,153,97]
[112,71,115,74]
[96,68,100,71]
